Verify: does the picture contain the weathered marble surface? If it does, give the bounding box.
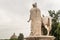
[28,3,41,36]
[26,3,55,40]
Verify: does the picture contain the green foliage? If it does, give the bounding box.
[10,38,17,40]
[48,10,60,40]
[55,23,60,35]
[18,33,24,40]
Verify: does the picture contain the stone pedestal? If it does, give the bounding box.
[25,36,55,40]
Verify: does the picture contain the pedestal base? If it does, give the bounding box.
[25,36,55,40]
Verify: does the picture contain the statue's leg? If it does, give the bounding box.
[30,21,34,36]
[34,22,41,36]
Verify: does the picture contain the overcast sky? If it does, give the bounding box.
[0,0,60,39]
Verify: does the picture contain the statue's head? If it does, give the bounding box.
[32,3,37,7]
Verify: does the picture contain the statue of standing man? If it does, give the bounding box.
[28,3,41,36]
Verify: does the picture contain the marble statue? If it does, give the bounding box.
[27,3,41,36]
[26,3,55,40]
[42,15,52,35]
[27,3,52,36]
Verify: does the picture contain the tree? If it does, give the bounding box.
[48,10,60,40]
[18,33,24,40]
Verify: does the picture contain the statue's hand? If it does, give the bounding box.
[27,19,30,22]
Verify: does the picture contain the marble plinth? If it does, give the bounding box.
[25,36,55,40]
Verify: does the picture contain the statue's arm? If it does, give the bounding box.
[28,15,31,22]
[27,17,31,22]
[27,10,32,22]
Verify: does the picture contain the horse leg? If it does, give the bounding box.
[45,25,49,35]
[47,26,51,36]
[47,30,49,35]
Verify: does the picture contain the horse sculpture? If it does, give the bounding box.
[42,15,52,35]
